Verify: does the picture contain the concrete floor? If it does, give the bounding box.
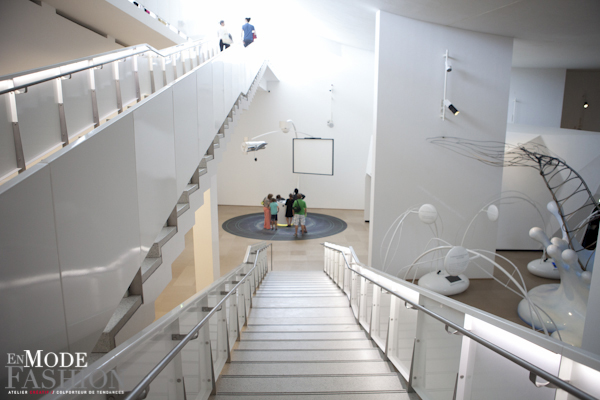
[155,205,558,328]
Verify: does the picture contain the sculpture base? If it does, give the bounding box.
[418,270,469,296]
[527,258,560,279]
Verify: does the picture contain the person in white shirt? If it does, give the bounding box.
[218,20,233,51]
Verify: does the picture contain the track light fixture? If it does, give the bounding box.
[441,50,460,120]
[444,99,459,116]
[583,101,589,109]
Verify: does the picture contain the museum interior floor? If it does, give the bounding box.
[154,205,558,329]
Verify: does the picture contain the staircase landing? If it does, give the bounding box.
[210,271,414,399]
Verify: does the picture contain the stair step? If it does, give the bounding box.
[243,324,364,333]
[221,361,396,376]
[241,331,369,341]
[230,349,383,362]
[215,375,405,394]
[252,296,350,308]
[93,295,142,352]
[155,226,177,247]
[198,167,208,176]
[176,202,190,217]
[210,394,412,400]
[252,298,350,308]
[178,183,199,203]
[256,289,340,297]
[255,294,347,298]
[249,308,355,318]
[204,154,214,162]
[248,317,358,325]
[141,256,162,283]
[235,340,375,350]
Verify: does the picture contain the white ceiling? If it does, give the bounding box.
[43,0,600,69]
[293,0,600,69]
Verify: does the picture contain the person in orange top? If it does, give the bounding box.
[262,194,273,229]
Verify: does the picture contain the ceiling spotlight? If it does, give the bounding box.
[444,99,459,116]
[583,102,589,109]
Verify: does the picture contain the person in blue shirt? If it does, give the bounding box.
[269,199,279,230]
[242,18,255,47]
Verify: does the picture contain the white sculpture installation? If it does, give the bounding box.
[527,226,559,279]
[428,136,598,346]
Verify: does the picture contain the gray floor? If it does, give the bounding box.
[210,271,419,399]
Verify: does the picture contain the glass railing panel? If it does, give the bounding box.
[61,70,94,140]
[164,56,175,85]
[80,318,184,399]
[14,78,62,164]
[358,279,373,332]
[375,288,392,349]
[137,55,152,98]
[118,57,137,107]
[387,295,419,380]
[350,271,360,318]
[207,290,220,374]
[412,297,464,400]
[150,57,165,92]
[175,53,184,78]
[94,63,118,121]
[0,89,18,180]
[184,53,192,73]
[560,357,600,400]
[181,324,213,400]
[462,315,560,400]
[225,285,239,351]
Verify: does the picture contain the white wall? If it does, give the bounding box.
[497,124,600,249]
[217,37,374,210]
[507,68,566,127]
[369,12,513,278]
[0,0,122,76]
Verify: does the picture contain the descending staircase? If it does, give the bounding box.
[211,271,414,399]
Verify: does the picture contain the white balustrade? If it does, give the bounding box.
[322,242,600,400]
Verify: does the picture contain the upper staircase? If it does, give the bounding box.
[0,37,271,377]
[212,270,412,399]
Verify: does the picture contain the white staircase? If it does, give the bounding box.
[211,271,413,399]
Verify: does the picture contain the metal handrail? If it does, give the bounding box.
[0,39,212,96]
[125,243,272,400]
[322,243,598,400]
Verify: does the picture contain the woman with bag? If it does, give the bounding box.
[218,20,233,51]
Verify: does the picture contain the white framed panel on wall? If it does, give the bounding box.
[293,138,334,175]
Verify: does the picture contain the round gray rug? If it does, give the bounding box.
[222,212,347,241]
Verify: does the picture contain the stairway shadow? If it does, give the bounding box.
[210,271,418,399]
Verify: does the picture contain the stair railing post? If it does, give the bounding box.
[55,78,69,147]
[7,88,26,173]
[133,54,141,102]
[113,61,123,113]
[89,69,100,127]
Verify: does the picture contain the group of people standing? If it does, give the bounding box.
[217,18,256,52]
[262,190,308,238]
